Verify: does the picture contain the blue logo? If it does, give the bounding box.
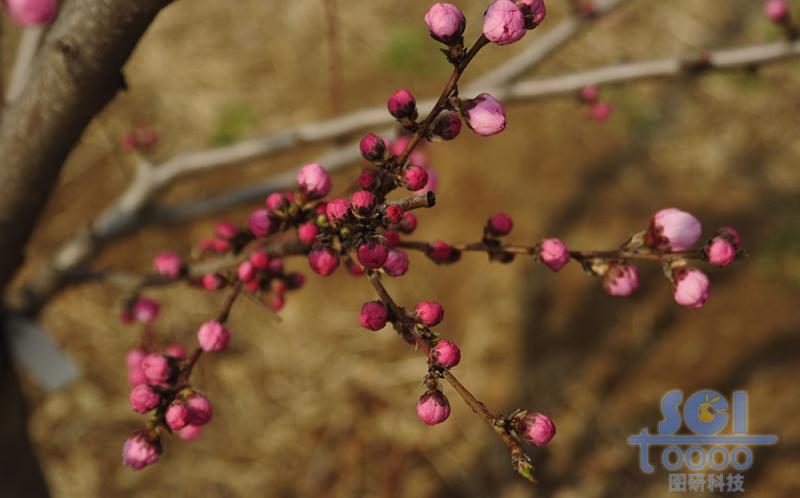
[628,390,778,493]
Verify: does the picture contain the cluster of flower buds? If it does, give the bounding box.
[579,85,613,122]
[2,0,56,26]
[482,0,546,45]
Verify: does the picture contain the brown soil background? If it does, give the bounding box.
[4,0,800,496]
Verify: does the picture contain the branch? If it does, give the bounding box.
[5,26,46,104]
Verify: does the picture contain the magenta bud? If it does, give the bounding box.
[706,237,736,267]
[165,344,186,358]
[383,230,401,248]
[487,212,513,236]
[416,389,451,425]
[514,0,547,29]
[308,247,340,276]
[432,339,461,368]
[250,251,270,270]
[539,238,570,271]
[185,393,213,426]
[483,0,527,45]
[125,349,145,370]
[297,163,332,199]
[359,133,386,162]
[427,240,460,264]
[589,101,613,122]
[404,166,429,191]
[602,262,640,297]
[519,412,556,446]
[765,0,789,22]
[122,431,161,470]
[4,0,56,26]
[397,212,418,234]
[237,260,257,282]
[351,190,377,215]
[357,241,389,269]
[412,167,438,194]
[387,89,418,120]
[197,320,231,352]
[129,384,160,414]
[132,297,160,323]
[268,257,284,275]
[298,222,319,245]
[424,3,466,44]
[265,192,288,212]
[432,113,462,140]
[141,353,171,385]
[347,259,366,276]
[360,301,389,331]
[215,221,238,240]
[645,208,702,251]
[326,198,350,223]
[212,238,232,253]
[153,251,183,278]
[383,249,410,277]
[384,204,404,224]
[165,402,189,431]
[717,226,742,248]
[462,93,507,137]
[202,273,225,291]
[127,368,147,388]
[178,424,203,441]
[580,84,599,103]
[415,300,444,327]
[672,267,710,308]
[248,209,275,237]
[358,170,376,189]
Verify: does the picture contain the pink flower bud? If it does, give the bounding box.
[416,389,451,425]
[250,251,270,270]
[415,301,444,327]
[125,349,145,370]
[589,101,613,121]
[165,402,189,431]
[122,431,160,470]
[483,0,526,45]
[358,170,376,189]
[298,222,319,245]
[433,113,462,140]
[265,192,289,212]
[245,280,260,293]
[197,320,231,352]
[308,247,340,276]
[387,89,418,120]
[515,0,547,29]
[325,198,350,223]
[4,0,56,26]
[383,230,401,248]
[487,212,513,236]
[397,212,418,234]
[347,259,366,276]
[185,393,213,426]
[765,0,789,22]
[424,3,466,44]
[212,238,232,253]
[142,353,171,385]
[297,163,332,200]
[128,368,147,388]
[165,344,186,358]
[215,221,238,240]
[463,93,507,136]
[602,262,640,297]
[153,251,183,278]
[270,295,286,312]
[351,190,376,215]
[519,412,556,446]
[706,237,736,267]
[672,268,710,308]
[384,204,404,224]
[412,167,438,195]
[645,208,702,251]
[539,238,570,271]
[248,209,275,237]
[178,424,203,441]
[717,226,742,248]
[580,84,599,103]
[390,136,429,167]
[404,165,429,191]
[202,273,225,291]
[428,240,454,263]
[432,339,461,368]
[359,133,386,162]
[383,250,410,277]
[129,384,160,414]
[360,301,389,331]
[237,260,257,282]
[132,297,160,323]
[357,241,389,269]
[267,258,284,275]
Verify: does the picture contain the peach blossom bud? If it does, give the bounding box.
[424,3,466,44]
[427,240,455,264]
[416,301,444,327]
[580,84,599,103]
[142,353,171,385]
[672,267,710,308]
[125,349,145,370]
[165,402,189,431]
[347,259,365,276]
[357,241,389,269]
[462,93,507,136]
[250,251,270,270]
[268,258,284,275]
[185,393,213,426]
[416,389,451,425]
[265,192,289,212]
[602,262,639,297]
[165,344,186,358]
[387,89,418,120]
[358,170,376,189]
[397,212,418,234]
[383,230,401,248]
[248,209,275,237]
[153,251,183,278]
[359,133,386,162]
[515,0,546,29]
[384,205,404,224]
[297,163,332,199]
[202,273,225,291]
[432,339,461,368]
[197,320,230,352]
[298,222,319,245]
[122,431,160,470]
[308,247,340,276]
[360,301,388,331]
[412,167,438,195]
[325,198,350,223]
[129,384,160,414]
[383,250,410,277]
[487,212,513,236]
[432,113,462,140]
[404,165,429,191]
[539,238,570,271]
[351,190,376,215]
[589,101,613,121]
[519,412,556,446]
[483,0,526,45]
[212,238,232,253]
[215,221,238,240]
[178,424,203,441]
[765,0,789,22]
[717,226,742,248]
[645,208,702,251]
[3,0,56,26]
[706,237,736,267]
[128,367,147,388]
[237,261,256,282]
[132,297,160,323]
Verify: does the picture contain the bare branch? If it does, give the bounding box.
[5,26,46,103]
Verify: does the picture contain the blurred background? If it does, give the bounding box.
[3,0,800,496]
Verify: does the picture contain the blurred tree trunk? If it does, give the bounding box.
[0,1,173,496]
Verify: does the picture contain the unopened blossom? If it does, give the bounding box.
[308,247,339,276]
[424,3,466,44]
[404,165,429,191]
[416,301,444,327]
[519,412,556,446]
[433,113,462,140]
[325,198,350,223]
[483,0,526,45]
[487,213,513,236]
[237,260,256,282]
[515,0,547,29]
[462,93,507,136]
[360,301,388,331]
[165,402,190,431]
[132,298,160,323]
[765,0,789,22]
[384,205,404,224]
[706,237,736,267]
[265,192,289,212]
[185,393,213,426]
[4,0,56,26]
[383,250,410,277]
[645,208,702,251]
[589,102,613,121]
[387,89,418,120]
[141,353,171,385]
[417,389,451,425]
[215,221,237,239]
[129,384,160,414]
[602,263,640,297]
[197,320,231,352]
[351,190,376,215]
[432,340,461,368]
[298,222,319,245]
[248,209,275,237]
[359,133,386,162]
[297,163,332,199]
[539,238,570,271]
[672,267,710,308]
[357,241,389,269]
[122,431,161,470]
[580,84,599,103]
[153,251,183,278]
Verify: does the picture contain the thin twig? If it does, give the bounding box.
[5,26,46,104]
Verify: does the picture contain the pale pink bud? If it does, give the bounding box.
[706,238,736,267]
[589,101,613,121]
[248,209,275,237]
[424,3,466,44]
[580,84,599,103]
[297,163,332,199]
[539,238,570,271]
[132,297,160,323]
[185,393,213,426]
[215,221,238,239]
[125,349,145,370]
[383,250,409,277]
[153,251,183,278]
[250,251,270,270]
[351,190,376,215]
[483,0,526,45]
[519,412,556,446]
[4,0,56,26]
[298,222,319,245]
[325,198,350,223]
[178,424,203,441]
[433,113,462,140]
[416,389,451,425]
[165,344,186,358]
[128,368,147,388]
[265,192,289,212]
[602,263,639,297]
[412,167,438,195]
[765,0,789,22]
[197,320,230,352]
[415,301,444,327]
[487,212,513,236]
[463,93,507,136]
[237,261,256,282]
[202,273,224,291]
[673,268,710,308]
[515,0,546,29]
[432,340,461,368]
[404,166,429,191]
[357,241,389,269]
[308,247,340,276]
[360,301,388,331]
[359,133,386,162]
[122,431,160,470]
[165,402,189,431]
[142,353,171,385]
[718,226,742,248]
[645,208,702,251]
[129,384,160,414]
[387,89,418,120]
